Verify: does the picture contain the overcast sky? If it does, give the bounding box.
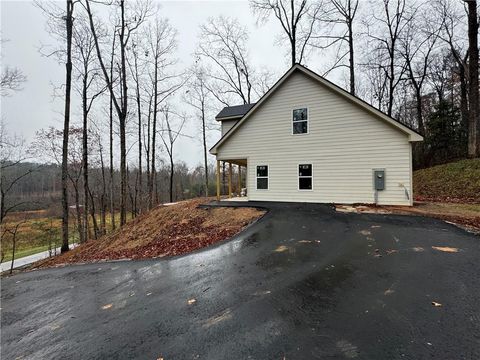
[1,0,340,168]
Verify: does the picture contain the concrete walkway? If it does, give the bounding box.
[1,243,78,272]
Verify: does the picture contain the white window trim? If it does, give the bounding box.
[292,107,309,135]
[298,163,313,191]
[256,164,269,191]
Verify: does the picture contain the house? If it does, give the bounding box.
[210,64,423,206]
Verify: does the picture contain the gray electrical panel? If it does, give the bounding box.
[373,169,385,191]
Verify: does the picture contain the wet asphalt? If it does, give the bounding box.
[1,202,479,360]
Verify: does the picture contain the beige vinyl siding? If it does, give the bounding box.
[217,71,413,205]
[221,119,238,136]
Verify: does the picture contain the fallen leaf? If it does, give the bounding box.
[274,245,288,252]
[384,289,395,295]
[101,303,113,310]
[412,247,424,252]
[432,246,459,253]
[359,230,371,236]
[431,301,442,307]
[298,240,312,243]
[386,249,398,255]
[187,298,196,305]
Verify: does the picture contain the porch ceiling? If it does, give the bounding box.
[221,159,247,166]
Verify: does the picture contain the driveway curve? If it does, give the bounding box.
[1,202,479,359]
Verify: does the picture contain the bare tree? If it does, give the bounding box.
[185,64,212,197]
[84,0,151,226]
[108,33,117,230]
[61,0,74,252]
[72,15,105,241]
[464,0,479,157]
[6,219,27,274]
[159,105,187,203]
[35,0,75,252]
[436,0,469,146]
[128,35,145,213]
[197,16,257,105]
[314,0,359,94]
[251,0,321,66]
[140,17,180,208]
[0,67,27,96]
[364,0,412,116]
[399,3,440,135]
[31,127,85,243]
[0,125,33,224]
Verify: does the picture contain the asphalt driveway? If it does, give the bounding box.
[1,202,479,359]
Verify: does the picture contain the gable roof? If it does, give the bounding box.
[216,103,256,121]
[210,64,423,155]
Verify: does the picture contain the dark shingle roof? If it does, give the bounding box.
[215,103,256,120]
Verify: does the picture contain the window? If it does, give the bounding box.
[256,165,269,190]
[293,108,308,134]
[298,164,312,190]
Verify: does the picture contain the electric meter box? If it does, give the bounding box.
[373,169,385,191]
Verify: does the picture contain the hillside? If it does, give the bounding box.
[34,199,265,268]
[414,158,480,203]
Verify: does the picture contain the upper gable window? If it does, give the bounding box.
[292,108,308,134]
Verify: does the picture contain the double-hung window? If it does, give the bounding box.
[298,164,313,190]
[256,165,269,190]
[293,108,308,134]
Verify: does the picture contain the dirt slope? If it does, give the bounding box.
[35,199,264,268]
[414,158,480,203]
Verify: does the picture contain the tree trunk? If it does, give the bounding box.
[119,0,128,226]
[146,95,152,209]
[74,183,83,243]
[134,52,143,214]
[109,35,116,232]
[459,67,469,150]
[291,37,296,66]
[9,233,16,274]
[201,101,209,196]
[89,190,99,239]
[348,18,355,95]
[99,142,107,235]
[82,72,89,243]
[169,154,174,203]
[61,0,74,253]
[150,61,159,208]
[467,0,479,157]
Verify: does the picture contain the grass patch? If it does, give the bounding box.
[414,158,480,203]
[1,211,133,264]
[2,244,60,263]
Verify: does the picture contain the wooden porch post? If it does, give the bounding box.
[238,165,241,194]
[216,160,220,201]
[228,162,232,198]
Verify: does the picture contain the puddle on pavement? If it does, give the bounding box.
[203,309,232,328]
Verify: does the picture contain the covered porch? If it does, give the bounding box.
[216,159,247,201]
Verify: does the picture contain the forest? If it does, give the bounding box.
[1,0,478,264]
